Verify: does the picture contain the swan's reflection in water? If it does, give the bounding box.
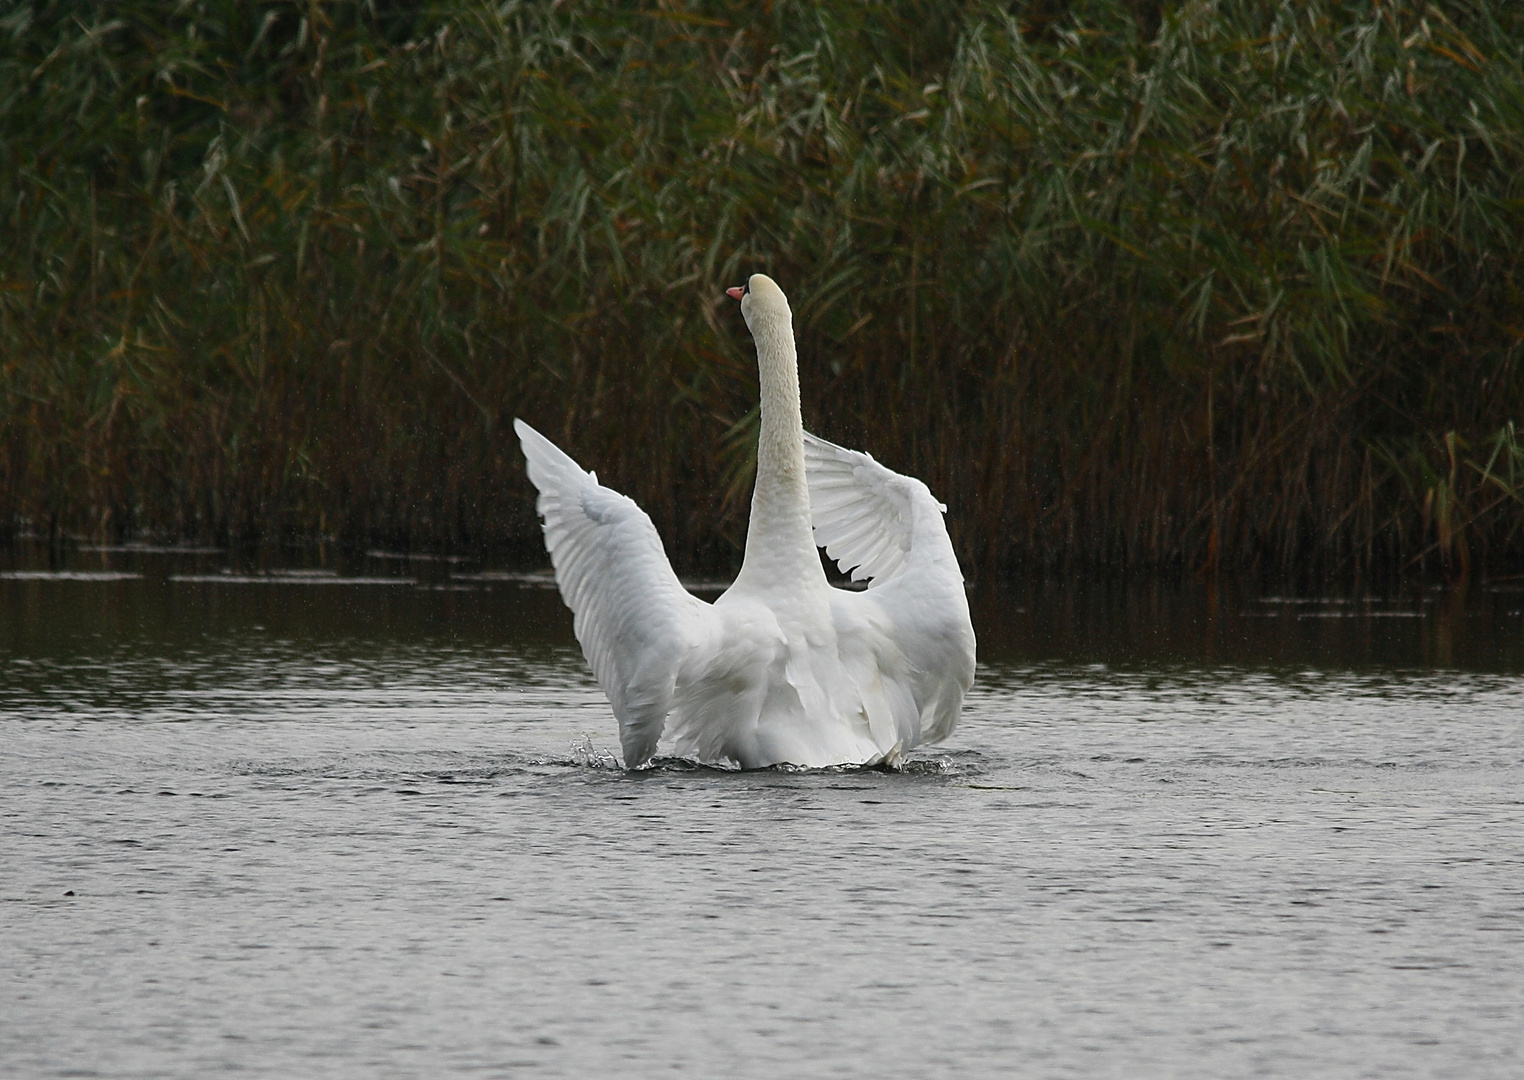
[3,554,1523,1078]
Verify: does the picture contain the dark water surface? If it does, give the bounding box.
[4,544,1522,1078]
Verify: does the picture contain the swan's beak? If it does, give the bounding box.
[725,286,745,300]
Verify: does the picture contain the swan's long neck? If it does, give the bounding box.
[736,313,825,592]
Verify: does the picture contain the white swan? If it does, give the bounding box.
[514,273,975,769]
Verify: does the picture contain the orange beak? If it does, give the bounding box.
[725,286,745,300]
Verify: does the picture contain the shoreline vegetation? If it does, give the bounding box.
[3,0,1522,582]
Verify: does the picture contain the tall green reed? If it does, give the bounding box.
[2,0,1521,580]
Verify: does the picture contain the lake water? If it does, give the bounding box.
[3,543,1522,1078]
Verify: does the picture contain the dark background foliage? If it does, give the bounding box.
[3,0,1521,581]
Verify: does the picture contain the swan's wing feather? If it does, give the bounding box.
[805,430,976,745]
[802,431,922,584]
[863,577,976,745]
[515,419,711,767]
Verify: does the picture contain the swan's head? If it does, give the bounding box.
[725,273,791,336]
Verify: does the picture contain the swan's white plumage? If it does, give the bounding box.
[514,419,708,766]
[803,431,938,584]
[516,273,975,769]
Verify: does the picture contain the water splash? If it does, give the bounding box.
[894,756,973,777]
[569,734,621,770]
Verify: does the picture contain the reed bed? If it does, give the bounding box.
[3,0,1522,581]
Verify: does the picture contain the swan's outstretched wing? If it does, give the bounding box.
[803,430,975,744]
[802,431,950,585]
[515,419,712,767]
